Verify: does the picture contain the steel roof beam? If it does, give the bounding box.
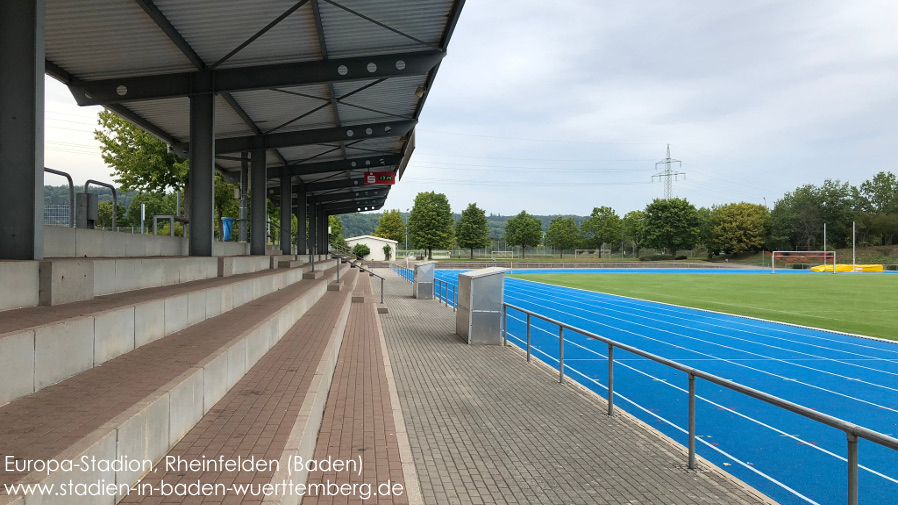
[199,119,415,154]
[313,187,389,201]
[282,154,400,177]
[319,200,386,214]
[70,51,445,106]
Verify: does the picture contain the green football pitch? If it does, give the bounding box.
[509,272,898,341]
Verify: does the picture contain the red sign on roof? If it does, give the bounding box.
[364,172,396,185]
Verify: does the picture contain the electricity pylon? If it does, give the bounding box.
[652,144,685,199]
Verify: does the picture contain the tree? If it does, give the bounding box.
[96,201,126,229]
[407,192,454,260]
[352,243,371,258]
[504,211,542,259]
[858,171,898,215]
[545,216,581,258]
[643,198,701,257]
[768,180,854,250]
[329,215,347,248]
[581,206,621,258]
[383,244,392,261]
[95,109,189,208]
[621,210,647,258]
[125,191,175,229]
[455,203,490,259]
[374,209,406,243]
[710,203,770,254]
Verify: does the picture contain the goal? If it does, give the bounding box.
[491,250,515,258]
[770,251,836,273]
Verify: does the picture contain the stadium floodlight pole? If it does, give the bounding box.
[853,221,856,270]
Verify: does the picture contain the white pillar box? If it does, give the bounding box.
[413,261,436,299]
[456,267,507,345]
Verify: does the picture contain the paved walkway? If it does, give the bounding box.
[305,273,408,505]
[376,270,774,505]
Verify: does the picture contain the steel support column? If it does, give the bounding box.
[250,148,267,255]
[295,188,307,255]
[308,200,318,255]
[319,211,329,252]
[0,0,45,260]
[238,152,248,242]
[279,172,292,255]
[188,93,215,256]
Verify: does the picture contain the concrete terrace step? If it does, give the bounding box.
[0,259,336,404]
[0,256,274,313]
[119,268,360,504]
[0,263,351,505]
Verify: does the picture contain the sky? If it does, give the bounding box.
[45,0,898,217]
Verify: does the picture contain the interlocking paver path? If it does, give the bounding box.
[377,270,774,505]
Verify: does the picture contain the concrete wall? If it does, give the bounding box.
[0,261,39,311]
[345,235,399,262]
[44,226,252,258]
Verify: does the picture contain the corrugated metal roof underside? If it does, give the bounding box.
[155,0,323,69]
[46,0,194,79]
[319,0,452,57]
[45,0,462,211]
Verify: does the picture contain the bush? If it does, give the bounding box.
[352,243,371,258]
[383,244,392,261]
[675,255,688,260]
[639,254,673,261]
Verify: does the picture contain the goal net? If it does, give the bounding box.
[770,251,836,273]
[491,250,515,258]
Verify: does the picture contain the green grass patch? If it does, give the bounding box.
[509,272,898,340]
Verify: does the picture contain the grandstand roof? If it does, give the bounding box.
[44,0,465,213]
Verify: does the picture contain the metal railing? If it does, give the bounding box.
[390,263,414,283]
[357,266,385,305]
[85,179,117,230]
[44,167,75,228]
[434,278,457,311]
[501,302,898,505]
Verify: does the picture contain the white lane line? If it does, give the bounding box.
[508,276,898,358]
[506,316,898,486]
[515,279,898,369]
[506,287,898,398]
[510,281,898,373]
[506,328,822,505]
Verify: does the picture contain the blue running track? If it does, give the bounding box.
[425,269,898,505]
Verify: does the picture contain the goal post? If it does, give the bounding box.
[771,251,836,273]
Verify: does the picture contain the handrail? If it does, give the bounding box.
[357,265,385,305]
[434,278,457,311]
[84,179,117,230]
[44,167,75,227]
[502,301,898,505]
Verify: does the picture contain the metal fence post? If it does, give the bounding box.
[526,313,531,362]
[502,305,508,346]
[688,373,697,469]
[337,258,340,283]
[848,433,858,505]
[559,327,565,384]
[607,344,614,416]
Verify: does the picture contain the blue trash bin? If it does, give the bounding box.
[221,217,235,241]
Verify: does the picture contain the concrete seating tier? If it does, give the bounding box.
[119,268,360,505]
[0,259,338,404]
[0,255,283,313]
[0,261,352,505]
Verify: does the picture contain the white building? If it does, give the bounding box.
[345,235,399,262]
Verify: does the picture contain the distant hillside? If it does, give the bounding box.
[44,185,137,208]
[340,211,587,239]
